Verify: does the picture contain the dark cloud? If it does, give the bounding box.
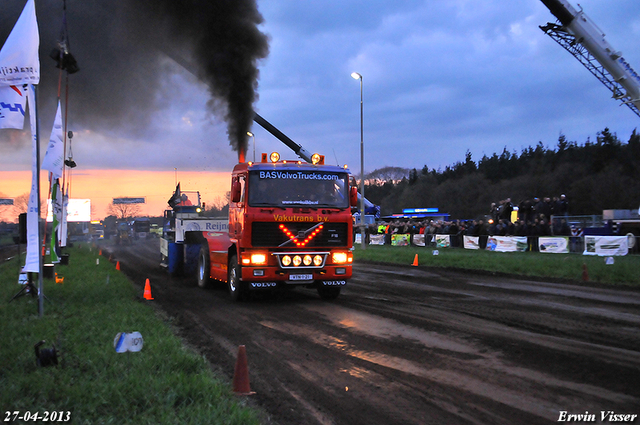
[0,0,269,157]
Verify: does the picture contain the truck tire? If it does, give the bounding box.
[228,255,244,301]
[197,244,212,288]
[317,286,341,300]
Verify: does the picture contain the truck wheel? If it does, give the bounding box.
[197,244,211,288]
[317,286,341,300]
[228,255,244,301]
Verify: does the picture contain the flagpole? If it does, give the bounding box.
[33,85,44,317]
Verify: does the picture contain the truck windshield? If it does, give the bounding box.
[248,170,350,209]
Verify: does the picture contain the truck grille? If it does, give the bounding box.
[252,222,349,248]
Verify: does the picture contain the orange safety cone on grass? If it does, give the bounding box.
[233,345,255,395]
[116,261,120,271]
[143,279,154,300]
[412,254,419,266]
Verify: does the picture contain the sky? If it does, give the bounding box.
[1,0,639,221]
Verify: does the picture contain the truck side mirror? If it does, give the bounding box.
[231,180,242,203]
[349,186,358,207]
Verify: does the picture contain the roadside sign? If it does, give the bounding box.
[113,197,145,205]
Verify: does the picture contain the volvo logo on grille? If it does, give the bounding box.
[251,282,277,288]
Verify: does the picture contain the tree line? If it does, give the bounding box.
[365,127,640,219]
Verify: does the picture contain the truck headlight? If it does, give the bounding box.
[332,252,349,264]
[251,253,267,265]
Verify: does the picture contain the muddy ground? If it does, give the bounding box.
[105,238,640,425]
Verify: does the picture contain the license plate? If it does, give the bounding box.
[289,274,313,281]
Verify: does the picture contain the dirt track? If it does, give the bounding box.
[106,238,640,425]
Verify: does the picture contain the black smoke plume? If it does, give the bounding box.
[0,0,269,156]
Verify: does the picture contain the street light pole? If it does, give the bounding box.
[351,72,366,250]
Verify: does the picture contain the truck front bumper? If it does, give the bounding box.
[241,265,351,286]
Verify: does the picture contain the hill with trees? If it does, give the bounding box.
[364,127,640,219]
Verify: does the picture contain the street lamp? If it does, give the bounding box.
[351,72,366,250]
[247,131,255,162]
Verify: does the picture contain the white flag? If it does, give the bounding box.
[0,85,26,129]
[50,180,62,263]
[23,85,39,273]
[0,0,40,86]
[59,188,68,247]
[42,101,64,179]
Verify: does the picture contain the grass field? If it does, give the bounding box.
[353,245,640,287]
[0,246,262,425]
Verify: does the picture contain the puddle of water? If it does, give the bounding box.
[304,304,476,354]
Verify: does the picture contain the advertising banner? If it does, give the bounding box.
[391,234,410,246]
[486,236,527,252]
[435,235,450,248]
[583,236,628,256]
[538,237,569,254]
[412,234,425,247]
[369,235,385,245]
[463,236,480,250]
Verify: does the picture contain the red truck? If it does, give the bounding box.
[195,152,357,301]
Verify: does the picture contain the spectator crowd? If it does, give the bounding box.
[363,194,583,248]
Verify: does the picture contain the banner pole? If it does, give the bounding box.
[34,85,44,317]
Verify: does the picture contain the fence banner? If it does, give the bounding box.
[435,235,450,248]
[486,236,527,252]
[355,233,361,245]
[412,234,425,247]
[391,234,410,246]
[464,236,480,250]
[583,235,628,256]
[369,235,385,245]
[539,237,569,254]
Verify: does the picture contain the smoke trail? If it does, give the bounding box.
[0,0,269,157]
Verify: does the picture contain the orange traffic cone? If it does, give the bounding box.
[99,249,102,256]
[412,254,419,266]
[582,263,589,282]
[143,279,154,300]
[233,345,255,395]
[116,261,120,271]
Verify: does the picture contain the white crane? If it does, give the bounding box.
[540,0,640,118]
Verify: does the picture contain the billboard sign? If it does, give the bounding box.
[47,198,91,222]
[113,197,145,204]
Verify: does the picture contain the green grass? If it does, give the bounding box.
[0,246,261,425]
[353,245,640,287]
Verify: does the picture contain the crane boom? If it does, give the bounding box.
[539,0,640,118]
[252,113,313,162]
